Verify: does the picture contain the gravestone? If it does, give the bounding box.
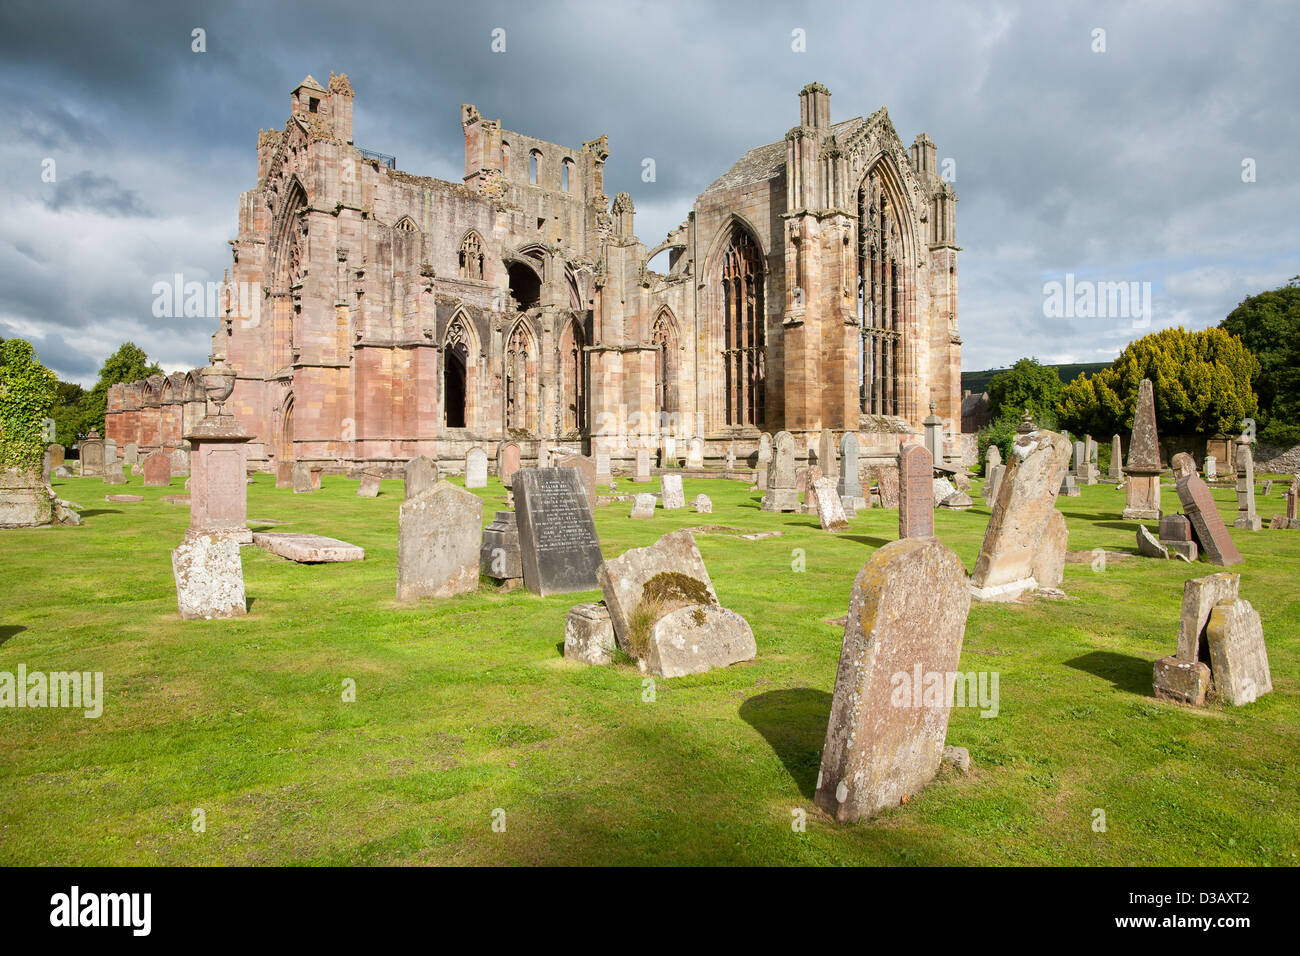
[983,462,1005,501]
[480,510,523,585]
[1262,479,1273,497]
[142,451,171,487]
[404,456,438,499]
[1109,434,1122,478]
[660,436,676,467]
[1122,378,1162,520]
[630,493,656,518]
[292,461,313,494]
[276,460,293,489]
[513,468,603,596]
[725,444,736,472]
[1204,456,1218,481]
[1154,571,1243,706]
[760,430,799,512]
[757,432,772,465]
[800,466,822,514]
[1232,438,1260,531]
[498,441,521,487]
[597,530,755,678]
[815,537,971,823]
[897,443,934,539]
[103,439,117,465]
[874,466,900,508]
[1207,599,1273,705]
[1059,473,1079,497]
[122,443,137,466]
[396,481,483,601]
[634,447,651,483]
[1175,472,1243,566]
[1032,510,1068,589]
[595,451,611,486]
[984,443,1001,477]
[357,472,381,498]
[79,431,105,477]
[172,533,246,620]
[1078,436,1099,484]
[559,454,598,510]
[1158,512,1198,561]
[837,432,862,505]
[818,429,839,480]
[47,444,65,469]
[660,473,686,510]
[812,477,849,532]
[254,533,364,563]
[970,423,1073,601]
[104,461,126,485]
[686,438,704,469]
[1171,451,1196,480]
[693,494,712,514]
[564,603,616,666]
[465,447,488,489]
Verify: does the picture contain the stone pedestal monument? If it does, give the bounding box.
[1122,379,1162,520]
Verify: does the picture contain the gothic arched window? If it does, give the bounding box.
[719,227,765,427]
[459,232,485,281]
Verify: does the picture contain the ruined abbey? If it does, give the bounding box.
[106,72,960,474]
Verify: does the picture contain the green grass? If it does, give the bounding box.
[2,470,1298,865]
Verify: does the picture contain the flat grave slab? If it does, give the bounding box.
[252,532,365,563]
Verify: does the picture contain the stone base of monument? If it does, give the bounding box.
[480,511,522,583]
[1232,516,1262,531]
[172,532,247,620]
[563,603,616,666]
[760,489,799,512]
[1163,539,1198,561]
[253,532,363,563]
[969,577,1039,603]
[1153,656,1212,706]
[0,469,54,528]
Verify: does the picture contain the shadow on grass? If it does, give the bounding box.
[739,688,831,799]
[0,625,26,647]
[1064,650,1153,696]
[77,509,122,518]
[842,534,891,548]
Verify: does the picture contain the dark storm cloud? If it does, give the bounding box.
[0,0,1296,383]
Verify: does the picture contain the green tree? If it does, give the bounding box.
[1220,277,1300,444]
[50,380,88,447]
[0,338,60,473]
[987,358,1064,424]
[1056,327,1258,437]
[81,342,162,435]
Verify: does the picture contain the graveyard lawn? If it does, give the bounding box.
[2,472,1297,866]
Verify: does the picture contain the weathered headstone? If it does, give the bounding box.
[558,454,597,510]
[122,443,137,466]
[47,444,65,469]
[1122,378,1162,520]
[254,533,364,563]
[142,451,171,487]
[1262,479,1273,497]
[897,443,934,539]
[634,447,651,483]
[1204,456,1218,481]
[757,432,772,465]
[630,493,656,518]
[564,603,615,666]
[660,473,685,510]
[760,431,798,512]
[815,537,971,823]
[818,429,839,480]
[874,465,899,508]
[686,438,704,469]
[1158,512,1198,561]
[276,460,293,489]
[465,447,488,489]
[984,443,1001,477]
[983,462,1005,501]
[79,431,105,477]
[837,432,862,505]
[800,465,822,514]
[172,533,246,620]
[103,439,117,465]
[357,472,381,498]
[597,530,755,677]
[812,477,849,532]
[498,441,521,487]
[1171,451,1197,480]
[104,461,126,485]
[1137,524,1169,559]
[1232,438,1260,531]
[1032,510,1068,589]
[595,451,611,486]
[1155,571,1250,706]
[396,481,483,601]
[404,455,438,499]
[693,494,712,514]
[1206,599,1273,705]
[513,467,603,596]
[1175,472,1243,566]
[480,510,522,584]
[292,461,314,494]
[970,422,1073,601]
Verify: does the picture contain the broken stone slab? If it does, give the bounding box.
[1136,524,1169,558]
[1206,599,1272,705]
[564,602,616,666]
[480,510,522,583]
[692,493,712,514]
[106,494,143,503]
[645,604,756,678]
[814,537,971,823]
[939,491,974,510]
[253,532,365,563]
[172,532,246,620]
[1176,572,1240,661]
[357,473,381,498]
[931,476,956,506]
[1153,656,1213,706]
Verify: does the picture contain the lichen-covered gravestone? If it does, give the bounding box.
[837,431,862,505]
[597,531,755,677]
[814,537,971,822]
[660,473,686,510]
[630,493,656,518]
[404,455,438,499]
[693,494,712,514]
[761,431,798,512]
[812,477,849,532]
[396,481,483,601]
[172,533,246,620]
[292,461,313,494]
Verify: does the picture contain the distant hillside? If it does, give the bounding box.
[962,362,1110,395]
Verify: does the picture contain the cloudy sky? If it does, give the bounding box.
[1,0,1296,385]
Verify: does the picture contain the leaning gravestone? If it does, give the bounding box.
[815,537,971,823]
[1175,472,1243,566]
[357,472,381,498]
[897,443,934,539]
[404,455,438,499]
[760,430,798,512]
[1206,598,1273,705]
[276,460,293,489]
[142,451,171,487]
[292,461,313,494]
[396,481,483,601]
[465,447,488,489]
[970,423,1073,601]
[558,454,597,510]
[837,432,862,505]
[597,530,755,677]
[513,467,603,596]
[1233,438,1260,531]
[660,473,686,510]
[812,477,849,532]
[1122,378,1162,520]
